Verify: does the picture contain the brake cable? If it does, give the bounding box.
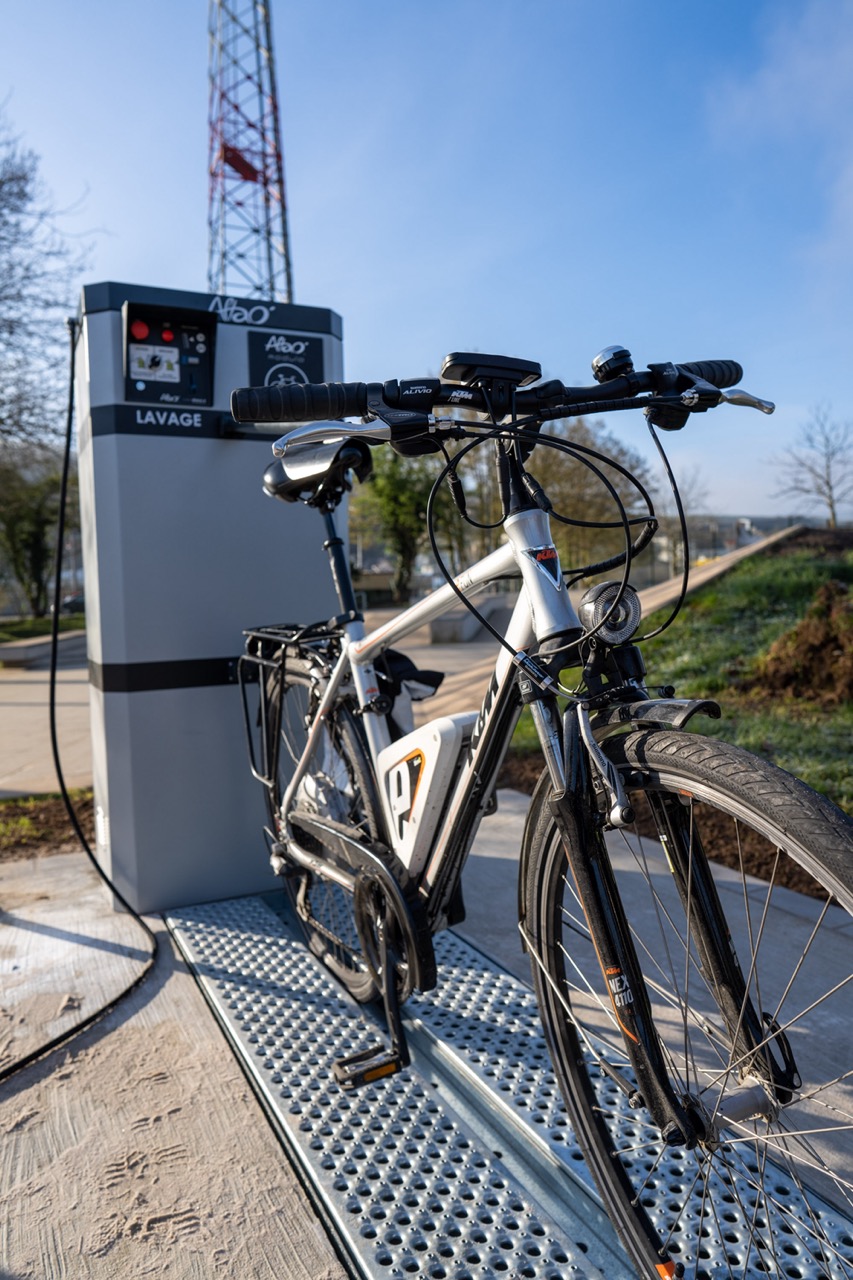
[634,421,691,644]
[425,424,638,666]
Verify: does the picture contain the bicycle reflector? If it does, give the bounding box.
[578,582,642,645]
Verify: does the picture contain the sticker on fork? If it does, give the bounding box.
[606,966,634,1009]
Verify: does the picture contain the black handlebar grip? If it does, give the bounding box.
[230,381,369,424]
[678,360,743,389]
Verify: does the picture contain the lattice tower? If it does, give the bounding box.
[207,0,293,301]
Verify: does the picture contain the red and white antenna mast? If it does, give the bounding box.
[207,0,293,301]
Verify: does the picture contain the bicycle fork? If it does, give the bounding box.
[521,672,698,1144]
[548,703,702,1146]
[529,690,799,1146]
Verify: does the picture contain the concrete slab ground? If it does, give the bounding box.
[0,853,349,1279]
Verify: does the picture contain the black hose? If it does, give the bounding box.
[0,317,158,1087]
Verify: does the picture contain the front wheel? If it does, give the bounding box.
[523,729,853,1280]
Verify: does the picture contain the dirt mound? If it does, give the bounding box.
[750,579,853,704]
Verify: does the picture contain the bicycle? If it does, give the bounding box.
[232,347,853,1280]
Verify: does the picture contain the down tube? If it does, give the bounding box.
[419,593,535,928]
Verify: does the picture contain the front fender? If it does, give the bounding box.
[591,697,721,738]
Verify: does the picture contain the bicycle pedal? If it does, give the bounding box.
[332,1042,408,1091]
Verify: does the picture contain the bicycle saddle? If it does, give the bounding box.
[263,437,372,507]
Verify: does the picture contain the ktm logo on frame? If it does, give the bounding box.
[387,750,426,838]
[523,544,562,584]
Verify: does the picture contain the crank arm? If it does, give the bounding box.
[333,880,411,1091]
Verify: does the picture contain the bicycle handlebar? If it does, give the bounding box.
[231,381,369,425]
[230,354,763,446]
[677,359,742,388]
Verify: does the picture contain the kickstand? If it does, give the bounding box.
[332,895,410,1092]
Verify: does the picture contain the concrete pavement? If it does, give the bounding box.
[0,633,90,798]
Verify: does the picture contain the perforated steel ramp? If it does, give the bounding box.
[167,894,629,1280]
[168,894,853,1280]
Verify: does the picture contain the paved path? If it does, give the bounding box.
[0,527,799,799]
[0,654,91,799]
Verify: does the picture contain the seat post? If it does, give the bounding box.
[322,508,360,618]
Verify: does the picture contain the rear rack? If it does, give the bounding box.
[238,621,341,799]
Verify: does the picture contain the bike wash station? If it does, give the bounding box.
[73,284,652,1279]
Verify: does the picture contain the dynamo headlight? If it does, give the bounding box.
[577,581,642,645]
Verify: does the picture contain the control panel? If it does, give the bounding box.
[123,302,217,406]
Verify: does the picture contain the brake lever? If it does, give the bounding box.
[677,376,775,417]
[717,387,775,414]
[272,419,392,458]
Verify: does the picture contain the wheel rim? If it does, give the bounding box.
[539,769,853,1279]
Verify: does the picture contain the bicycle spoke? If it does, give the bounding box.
[528,731,853,1278]
[727,1136,852,1276]
[772,894,835,1025]
[700,971,853,1094]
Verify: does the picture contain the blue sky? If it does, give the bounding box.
[2,0,851,516]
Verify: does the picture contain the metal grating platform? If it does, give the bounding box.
[167,894,628,1280]
[168,893,853,1280]
[408,931,853,1280]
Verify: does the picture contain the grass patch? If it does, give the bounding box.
[636,536,853,810]
[507,531,853,814]
[638,544,853,698]
[695,702,853,813]
[0,616,84,642]
[0,788,94,859]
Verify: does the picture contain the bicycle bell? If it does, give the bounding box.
[591,345,634,383]
[578,581,642,645]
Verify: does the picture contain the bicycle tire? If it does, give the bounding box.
[266,650,384,1003]
[523,728,853,1280]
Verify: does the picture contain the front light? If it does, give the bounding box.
[577,581,642,645]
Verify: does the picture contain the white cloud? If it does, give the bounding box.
[713,0,853,141]
[709,0,853,301]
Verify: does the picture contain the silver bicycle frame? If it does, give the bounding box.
[280,505,582,915]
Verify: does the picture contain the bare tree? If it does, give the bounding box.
[774,406,853,529]
[0,108,83,445]
[0,444,69,616]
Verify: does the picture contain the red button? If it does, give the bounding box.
[130,319,150,341]
[161,327,175,343]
